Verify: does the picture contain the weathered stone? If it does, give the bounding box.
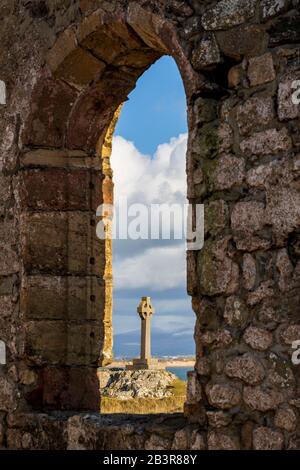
[0,219,19,276]
[190,431,206,450]
[253,427,284,450]
[205,199,229,237]
[201,329,233,349]
[24,320,102,365]
[274,407,297,432]
[243,327,273,351]
[231,201,270,251]
[265,186,300,245]
[196,357,211,376]
[0,175,11,216]
[278,76,300,121]
[202,0,256,31]
[268,12,300,46]
[240,128,292,156]
[247,281,274,306]
[217,25,268,61]
[280,324,300,345]
[192,98,218,125]
[20,212,104,276]
[198,237,239,296]
[225,354,265,385]
[186,371,202,404]
[208,430,240,450]
[247,53,276,87]
[168,1,194,17]
[193,123,220,161]
[206,411,232,428]
[243,386,284,411]
[0,375,16,412]
[224,296,248,327]
[18,169,103,211]
[191,33,221,70]
[23,76,78,148]
[276,248,294,292]
[213,154,245,190]
[21,276,105,321]
[218,123,234,152]
[242,254,256,290]
[246,162,276,188]
[206,383,241,409]
[228,65,243,88]
[236,96,275,136]
[260,0,290,20]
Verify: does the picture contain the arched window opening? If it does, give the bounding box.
[99,56,195,414]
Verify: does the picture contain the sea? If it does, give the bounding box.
[166,367,191,382]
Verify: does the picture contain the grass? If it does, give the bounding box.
[100,378,186,414]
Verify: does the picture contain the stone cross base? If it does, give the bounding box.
[126,358,164,370]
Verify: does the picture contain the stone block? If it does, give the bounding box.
[253,427,284,450]
[0,218,19,276]
[260,0,290,20]
[243,326,273,351]
[24,320,102,365]
[243,386,284,411]
[242,254,257,290]
[23,76,78,148]
[21,275,105,321]
[191,33,221,70]
[198,237,239,295]
[274,407,297,432]
[212,154,245,190]
[278,75,300,121]
[205,382,241,410]
[186,371,201,404]
[53,47,106,88]
[225,354,265,385]
[201,0,256,30]
[208,430,240,450]
[247,53,276,86]
[0,374,17,412]
[18,168,103,211]
[224,296,248,327]
[217,25,268,61]
[236,96,275,136]
[231,201,270,251]
[21,212,105,276]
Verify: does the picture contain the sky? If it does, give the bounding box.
[110,55,195,358]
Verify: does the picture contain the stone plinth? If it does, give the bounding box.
[127,358,163,370]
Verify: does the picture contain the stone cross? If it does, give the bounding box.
[126,296,163,370]
[137,296,154,361]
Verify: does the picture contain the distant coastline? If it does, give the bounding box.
[109,356,195,368]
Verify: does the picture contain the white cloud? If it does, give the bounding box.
[111,133,188,292]
[111,133,188,206]
[114,243,185,291]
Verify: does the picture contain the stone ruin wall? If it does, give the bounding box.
[0,0,300,450]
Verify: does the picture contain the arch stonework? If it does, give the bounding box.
[0,0,300,450]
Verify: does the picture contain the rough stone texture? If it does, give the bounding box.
[253,427,284,450]
[243,327,273,351]
[0,0,299,451]
[191,33,221,70]
[99,370,178,399]
[247,53,276,86]
[225,354,265,385]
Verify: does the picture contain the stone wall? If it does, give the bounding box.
[0,0,300,450]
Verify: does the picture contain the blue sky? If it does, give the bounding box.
[115,56,188,155]
[111,56,195,358]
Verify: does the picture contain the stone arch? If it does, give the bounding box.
[18,4,199,412]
